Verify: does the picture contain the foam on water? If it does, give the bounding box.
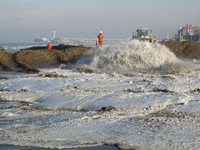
[1,42,200,149]
[75,40,182,74]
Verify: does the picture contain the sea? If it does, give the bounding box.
[1,40,200,149]
[0,42,58,51]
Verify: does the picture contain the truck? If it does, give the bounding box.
[132,27,154,43]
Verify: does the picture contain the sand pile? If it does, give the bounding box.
[0,46,14,71]
[0,45,92,73]
[161,41,200,59]
[1,41,200,73]
[0,46,5,52]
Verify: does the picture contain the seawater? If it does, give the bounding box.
[0,41,93,51]
[0,43,47,50]
[0,40,200,149]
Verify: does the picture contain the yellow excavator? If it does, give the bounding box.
[132,27,154,43]
[181,36,187,42]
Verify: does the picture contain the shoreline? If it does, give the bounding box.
[0,144,119,150]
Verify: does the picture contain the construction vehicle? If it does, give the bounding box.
[181,36,187,42]
[132,27,154,43]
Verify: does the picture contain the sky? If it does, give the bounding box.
[0,0,200,42]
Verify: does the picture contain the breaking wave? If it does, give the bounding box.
[74,40,187,74]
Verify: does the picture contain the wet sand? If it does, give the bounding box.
[0,144,119,150]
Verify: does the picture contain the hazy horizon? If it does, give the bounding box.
[0,0,200,42]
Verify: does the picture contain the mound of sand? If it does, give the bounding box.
[161,41,200,59]
[0,46,5,52]
[1,41,200,73]
[0,45,92,73]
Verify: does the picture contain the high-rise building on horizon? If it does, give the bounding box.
[176,24,200,42]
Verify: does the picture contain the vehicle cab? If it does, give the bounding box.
[136,28,154,43]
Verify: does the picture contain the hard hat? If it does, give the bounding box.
[100,31,102,33]
[96,40,98,41]
[48,41,50,43]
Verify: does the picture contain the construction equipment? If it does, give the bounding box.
[181,36,187,42]
[133,27,154,43]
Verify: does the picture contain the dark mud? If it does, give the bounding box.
[75,66,100,74]
[62,106,117,112]
[124,88,173,93]
[0,102,117,113]
[0,88,30,92]
[146,109,193,119]
[149,88,173,93]
[190,88,200,93]
[0,77,8,80]
[38,73,71,78]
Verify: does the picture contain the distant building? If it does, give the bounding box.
[52,29,56,39]
[50,37,70,44]
[50,30,70,44]
[176,24,200,42]
[34,29,70,44]
[34,37,49,43]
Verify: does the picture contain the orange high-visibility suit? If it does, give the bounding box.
[96,40,100,47]
[47,42,52,50]
[97,33,104,46]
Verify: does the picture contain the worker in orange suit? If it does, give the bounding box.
[47,41,52,50]
[97,31,104,46]
[96,40,100,47]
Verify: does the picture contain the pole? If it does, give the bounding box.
[116,32,118,43]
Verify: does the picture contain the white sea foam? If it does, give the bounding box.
[75,40,183,74]
[1,42,200,149]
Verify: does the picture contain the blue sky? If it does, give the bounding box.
[0,0,200,42]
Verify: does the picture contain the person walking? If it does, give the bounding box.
[47,41,52,50]
[97,31,104,46]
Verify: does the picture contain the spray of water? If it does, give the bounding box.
[74,40,189,74]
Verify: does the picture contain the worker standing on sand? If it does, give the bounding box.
[97,31,104,46]
[96,40,100,47]
[47,41,52,50]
